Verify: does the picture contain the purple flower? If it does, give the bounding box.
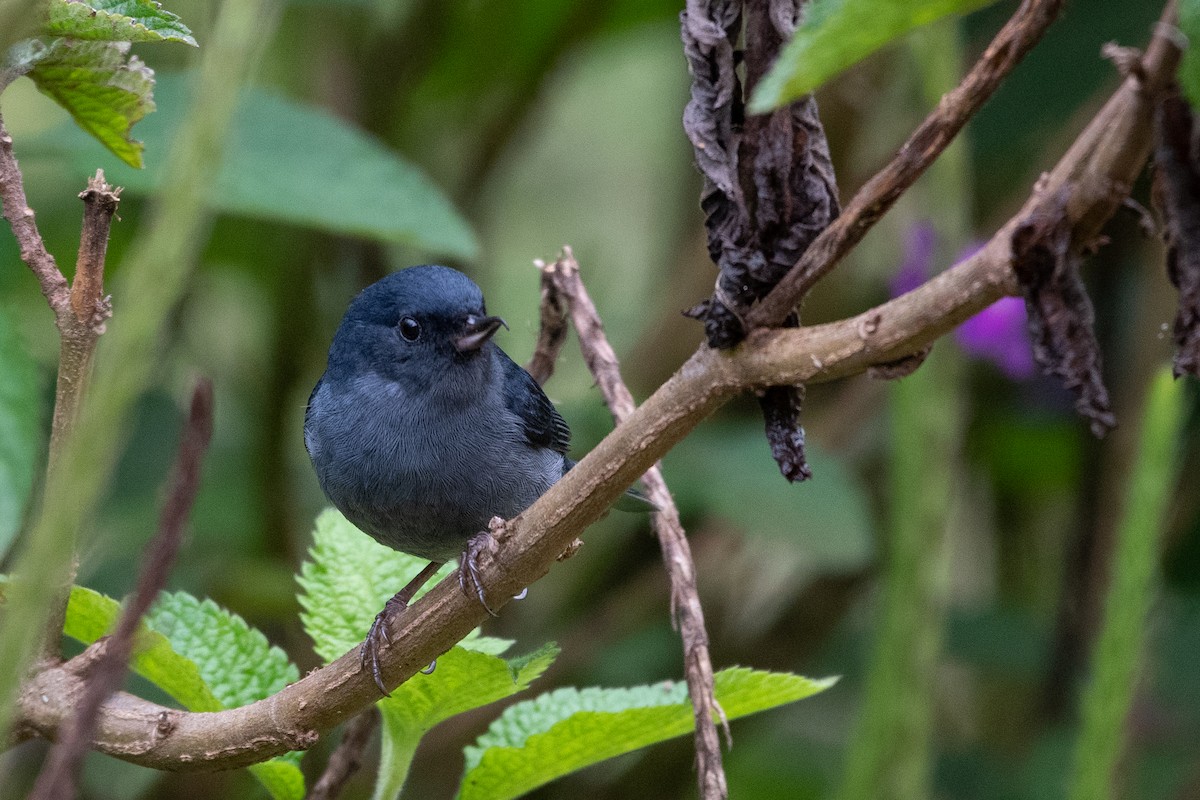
[890,222,937,297]
[954,296,1036,380]
[890,223,1036,381]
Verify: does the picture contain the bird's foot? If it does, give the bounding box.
[359,560,445,696]
[459,521,503,616]
[360,594,409,697]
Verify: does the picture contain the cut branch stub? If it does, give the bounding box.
[682,0,837,481]
[1152,87,1200,379]
[1011,188,1116,436]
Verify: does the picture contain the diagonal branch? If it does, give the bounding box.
[29,379,213,800]
[747,0,1065,329]
[11,0,1182,774]
[538,248,731,800]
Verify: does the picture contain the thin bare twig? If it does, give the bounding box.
[10,0,1182,772]
[540,247,730,800]
[748,0,1065,328]
[306,708,380,800]
[28,379,214,800]
[525,261,571,385]
[0,113,70,315]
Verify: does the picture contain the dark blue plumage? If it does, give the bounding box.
[305,265,572,564]
[304,265,576,692]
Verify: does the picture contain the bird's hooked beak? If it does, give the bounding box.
[454,314,507,353]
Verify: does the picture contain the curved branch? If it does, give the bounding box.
[14,0,1182,774]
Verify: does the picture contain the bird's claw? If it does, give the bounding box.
[360,595,409,697]
[460,531,499,616]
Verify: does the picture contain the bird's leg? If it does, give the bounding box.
[459,518,504,616]
[361,560,443,696]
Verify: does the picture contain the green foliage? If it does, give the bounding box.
[44,0,197,46]
[2,1,195,167]
[460,668,836,800]
[58,584,305,800]
[1181,0,1200,107]
[31,76,479,257]
[1068,369,1190,800]
[0,312,41,561]
[665,425,873,570]
[25,39,155,168]
[297,508,558,799]
[147,591,299,711]
[749,0,998,111]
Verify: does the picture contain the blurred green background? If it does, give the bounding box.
[2,0,1198,797]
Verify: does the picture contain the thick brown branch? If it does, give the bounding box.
[540,247,730,800]
[747,0,1065,328]
[11,0,1181,774]
[29,380,213,800]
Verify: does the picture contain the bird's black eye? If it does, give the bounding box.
[398,316,421,342]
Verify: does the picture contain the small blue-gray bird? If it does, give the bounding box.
[305,265,628,693]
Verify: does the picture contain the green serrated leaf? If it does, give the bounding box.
[0,311,42,562]
[27,38,154,167]
[45,0,197,46]
[459,668,836,800]
[749,0,999,112]
[299,509,558,799]
[56,586,304,799]
[147,591,299,711]
[62,585,220,711]
[297,507,458,662]
[25,74,478,256]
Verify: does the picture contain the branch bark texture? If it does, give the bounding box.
[10,0,1183,776]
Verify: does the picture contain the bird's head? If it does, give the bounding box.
[326,265,507,386]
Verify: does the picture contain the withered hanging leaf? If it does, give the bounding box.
[1152,88,1200,379]
[681,0,839,349]
[1011,188,1116,436]
[759,384,813,483]
[682,0,838,481]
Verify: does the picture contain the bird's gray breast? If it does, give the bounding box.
[306,372,564,562]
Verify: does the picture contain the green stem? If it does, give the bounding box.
[1067,368,1189,800]
[837,19,971,800]
[375,706,421,800]
[0,0,280,739]
[837,345,962,800]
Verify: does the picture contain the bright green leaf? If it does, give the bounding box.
[27,38,154,167]
[460,668,836,800]
[749,0,999,112]
[1181,0,1200,107]
[57,586,304,800]
[146,591,299,711]
[27,74,479,257]
[62,585,220,711]
[45,0,197,46]
[375,643,558,800]
[297,507,459,662]
[299,508,558,799]
[0,312,41,561]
